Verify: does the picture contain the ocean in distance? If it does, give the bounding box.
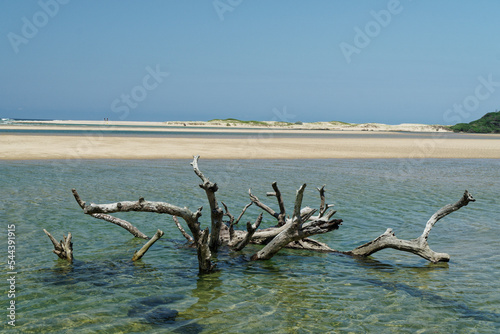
[1,158,499,333]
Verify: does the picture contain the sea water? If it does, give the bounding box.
[1,159,499,333]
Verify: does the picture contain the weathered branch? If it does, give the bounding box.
[266,182,287,226]
[230,213,263,251]
[419,190,475,242]
[249,189,279,220]
[251,182,290,226]
[173,215,194,243]
[72,189,149,239]
[132,229,164,261]
[234,202,253,226]
[345,190,475,263]
[251,184,343,260]
[191,155,224,252]
[74,189,214,273]
[223,201,253,242]
[221,201,234,225]
[91,213,149,239]
[316,185,334,218]
[43,229,73,262]
[292,184,306,227]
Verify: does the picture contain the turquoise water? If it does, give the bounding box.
[1,159,500,333]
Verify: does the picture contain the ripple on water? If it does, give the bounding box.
[2,159,499,333]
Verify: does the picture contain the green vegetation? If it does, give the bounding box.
[209,118,269,126]
[450,111,500,133]
[330,121,356,126]
[209,118,295,127]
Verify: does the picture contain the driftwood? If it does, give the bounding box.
[172,216,194,243]
[65,156,475,274]
[43,229,73,262]
[251,184,342,260]
[72,189,149,240]
[132,229,164,261]
[191,156,224,253]
[345,190,476,263]
[76,188,214,273]
[229,213,263,251]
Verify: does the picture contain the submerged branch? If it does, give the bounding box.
[43,229,73,262]
[132,229,164,261]
[346,190,475,263]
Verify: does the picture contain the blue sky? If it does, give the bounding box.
[1,0,499,124]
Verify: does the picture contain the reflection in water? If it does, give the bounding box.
[184,270,225,318]
[353,256,500,323]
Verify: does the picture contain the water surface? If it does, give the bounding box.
[1,159,499,332]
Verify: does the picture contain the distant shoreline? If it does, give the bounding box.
[1,119,499,160]
[2,119,452,133]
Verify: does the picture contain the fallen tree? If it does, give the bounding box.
[49,156,475,274]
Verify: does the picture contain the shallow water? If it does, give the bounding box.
[1,159,499,333]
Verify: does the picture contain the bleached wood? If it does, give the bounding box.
[346,190,475,263]
[43,229,73,262]
[252,184,342,260]
[191,155,224,252]
[132,229,164,261]
[230,213,263,251]
[72,189,149,239]
[173,215,194,243]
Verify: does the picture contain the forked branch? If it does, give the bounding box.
[230,213,263,251]
[43,229,73,262]
[345,190,475,263]
[191,155,224,252]
[72,189,149,239]
[252,184,343,260]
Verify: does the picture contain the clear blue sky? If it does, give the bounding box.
[1,0,499,124]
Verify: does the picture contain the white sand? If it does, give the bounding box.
[1,134,499,160]
[2,120,499,160]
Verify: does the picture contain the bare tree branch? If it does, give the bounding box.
[249,189,279,220]
[132,229,164,261]
[191,155,224,252]
[74,189,214,273]
[316,185,335,218]
[292,184,307,227]
[252,184,343,260]
[345,190,476,263]
[72,189,149,240]
[172,216,194,243]
[43,229,73,262]
[419,190,475,242]
[266,182,287,226]
[230,213,263,251]
[234,202,253,226]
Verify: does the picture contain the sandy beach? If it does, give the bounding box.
[1,120,499,160]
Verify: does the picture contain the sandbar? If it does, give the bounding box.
[1,133,499,160]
